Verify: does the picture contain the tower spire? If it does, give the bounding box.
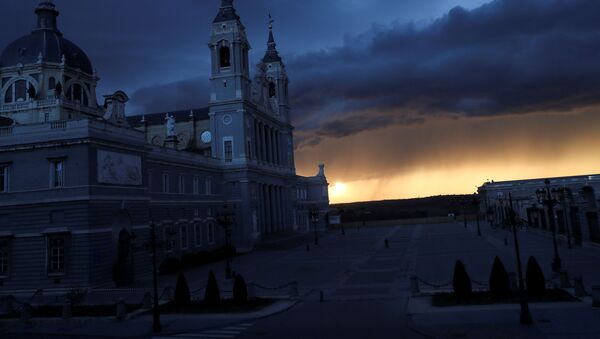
[214,0,239,23]
[263,13,282,63]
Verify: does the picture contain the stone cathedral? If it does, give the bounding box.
[0,1,329,290]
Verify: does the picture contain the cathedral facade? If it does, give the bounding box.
[0,1,329,291]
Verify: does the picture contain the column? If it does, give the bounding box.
[254,119,259,161]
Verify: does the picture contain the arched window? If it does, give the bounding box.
[48,77,56,90]
[4,80,30,103]
[268,82,276,98]
[66,83,90,106]
[219,46,231,68]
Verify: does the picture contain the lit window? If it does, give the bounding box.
[207,222,215,245]
[0,165,9,193]
[49,160,65,188]
[194,223,203,247]
[224,140,233,163]
[48,236,66,275]
[180,224,188,250]
[0,239,9,277]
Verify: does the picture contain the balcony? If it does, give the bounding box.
[0,98,99,116]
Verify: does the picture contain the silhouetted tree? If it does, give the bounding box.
[489,256,510,298]
[453,260,472,300]
[526,256,546,297]
[233,274,248,305]
[204,270,221,306]
[174,272,191,307]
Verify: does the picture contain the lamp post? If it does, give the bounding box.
[473,194,482,236]
[509,193,533,325]
[536,179,562,273]
[148,219,162,333]
[553,187,573,250]
[310,208,319,246]
[217,204,235,280]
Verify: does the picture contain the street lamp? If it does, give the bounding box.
[535,179,562,273]
[509,193,533,325]
[148,220,162,333]
[217,204,236,280]
[472,193,482,236]
[553,187,573,249]
[310,208,319,246]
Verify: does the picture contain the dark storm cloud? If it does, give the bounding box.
[289,0,600,145]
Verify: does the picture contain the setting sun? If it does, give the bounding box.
[330,182,348,199]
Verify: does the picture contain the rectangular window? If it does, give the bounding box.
[193,176,200,195]
[0,239,9,277]
[162,173,169,193]
[180,224,188,250]
[178,175,185,194]
[49,160,65,188]
[163,225,174,252]
[194,223,202,247]
[47,236,66,275]
[0,165,9,193]
[205,177,212,195]
[207,223,215,245]
[224,140,233,163]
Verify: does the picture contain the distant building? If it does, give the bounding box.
[0,1,329,291]
[478,174,600,245]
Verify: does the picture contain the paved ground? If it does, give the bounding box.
[3,220,600,338]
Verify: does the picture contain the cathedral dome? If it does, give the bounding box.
[0,2,93,74]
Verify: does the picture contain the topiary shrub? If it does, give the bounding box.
[112,262,125,287]
[526,256,546,297]
[174,272,191,307]
[204,270,221,306]
[233,274,248,306]
[158,257,181,275]
[489,256,510,298]
[453,260,472,300]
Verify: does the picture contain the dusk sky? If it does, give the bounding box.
[2,0,600,203]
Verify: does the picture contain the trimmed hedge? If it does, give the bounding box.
[453,260,472,300]
[204,270,221,306]
[526,256,546,297]
[489,256,510,298]
[174,272,191,307]
[233,274,248,305]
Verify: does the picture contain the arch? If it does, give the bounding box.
[2,76,40,103]
[219,46,231,68]
[48,77,56,90]
[111,210,134,286]
[64,81,91,107]
[268,82,276,98]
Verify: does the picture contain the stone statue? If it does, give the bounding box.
[166,114,175,137]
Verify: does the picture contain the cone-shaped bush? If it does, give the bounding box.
[204,270,221,306]
[526,256,546,297]
[489,256,510,298]
[453,260,472,300]
[233,274,248,305]
[174,272,191,307]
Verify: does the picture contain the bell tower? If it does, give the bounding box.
[209,0,251,103]
[262,16,290,123]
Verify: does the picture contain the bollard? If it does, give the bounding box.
[508,272,518,291]
[142,292,152,309]
[116,300,126,320]
[560,270,572,288]
[319,290,324,302]
[20,303,31,321]
[574,277,586,297]
[410,276,420,294]
[592,286,600,307]
[247,282,255,299]
[384,239,389,249]
[289,282,299,298]
[62,301,72,319]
